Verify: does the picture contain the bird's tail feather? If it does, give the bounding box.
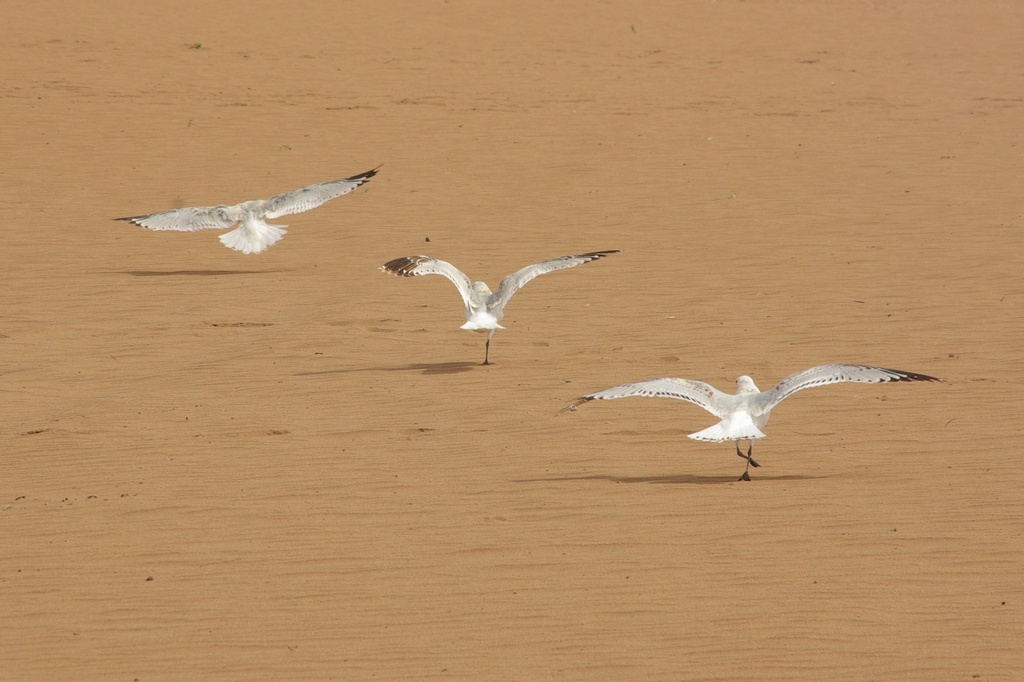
[219,223,287,254]
[688,419,766,443]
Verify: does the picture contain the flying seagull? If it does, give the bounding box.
[560,364,941,480]
[380,250,620,365]
[115,167,378,254]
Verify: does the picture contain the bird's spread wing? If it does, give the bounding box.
[114,205,238,231]
[379,255,474,309]
[490,250,620,310]
[560,377,730,418]
[753,364,942,415]
[263,167,378,219]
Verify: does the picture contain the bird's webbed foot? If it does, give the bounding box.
[735,442,760,468]
[736,441,760,481]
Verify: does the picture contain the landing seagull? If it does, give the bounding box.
[380,251,620,365]
[115,168,378,254]
[560,364,941,480]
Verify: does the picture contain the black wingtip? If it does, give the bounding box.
[114,216,141,223]
[351,166,381,182]
[380,255,429,276]
[886,368,944,383]
[578,250,622,260]
[557,396,594,415]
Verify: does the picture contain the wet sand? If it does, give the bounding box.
[2,1,1022,679]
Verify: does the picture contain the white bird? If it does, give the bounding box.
[380,250,620,365]
[561,364,942,480]
[116,168,378,254]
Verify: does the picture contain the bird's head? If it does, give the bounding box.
[471,281,493,296]
[735,375,760,394]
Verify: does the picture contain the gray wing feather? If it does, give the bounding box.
[114,205,237,231]
[264,168,377,219]
[380,255,474,309]
[491,250,620,310]
[753,364,942,415]
[562,377,730,418]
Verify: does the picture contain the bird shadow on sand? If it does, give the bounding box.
[120,269,294,277]
[516,472,821,485]
[297,361,479,377]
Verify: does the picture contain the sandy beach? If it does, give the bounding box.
[2,1,1022,679]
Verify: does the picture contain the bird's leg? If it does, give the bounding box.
[745,442,760,468]
[736,440,760,481]
[483,330,494,365]
[734,441,760,467]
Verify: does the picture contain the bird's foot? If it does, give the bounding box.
[735,452,761,467]
[738,471,752,482]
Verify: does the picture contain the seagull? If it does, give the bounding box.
[560,364,942,480]
[380,250,620,365]
[115,168,378,254]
